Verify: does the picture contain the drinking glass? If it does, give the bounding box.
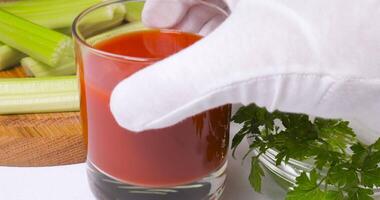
[72,1,231,199]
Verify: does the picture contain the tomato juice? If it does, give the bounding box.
[79,30,231,187]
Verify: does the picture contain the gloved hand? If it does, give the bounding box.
[110,0,380,134]
[141,0,231,36]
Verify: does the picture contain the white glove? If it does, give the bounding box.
[140,0,231,35]
[110,0,380,135]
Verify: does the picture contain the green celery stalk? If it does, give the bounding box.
[56,27,73,36]
[78,3,126,37]
[0,0,101,29]
[0,9,74,69]
[125,1,144,22]
[0,0,120,71]
[22,64,34,77]
[0,1,144,75]
[0,43,25,70]
[21,57,76,77]
[0,76,77,95]
[87,22,147,45]
[0,76,79,114]
[0,92,79,114]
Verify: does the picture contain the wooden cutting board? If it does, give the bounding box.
[0,67,86,167]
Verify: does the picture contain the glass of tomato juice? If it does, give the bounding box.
[73,1,231,199]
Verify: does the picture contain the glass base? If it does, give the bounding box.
[87,162,227,200]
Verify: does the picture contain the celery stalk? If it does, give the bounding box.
[87,22,147,45]
[0,76,77,95]
[0,9,74,68]
[0,0,101,29]
[0,76,79,114]
[21,57,76,77]
[22,64,34,77]
[0,92,79,114]
[56,27,73,36]
[0,44,25,70]
[125,1,144,22]
[78,3,126,37]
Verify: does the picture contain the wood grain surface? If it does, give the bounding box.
[0,67,86,166]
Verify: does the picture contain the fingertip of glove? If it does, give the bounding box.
[142,1,190,28]
[109,81,147,133]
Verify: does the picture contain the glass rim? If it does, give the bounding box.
[72,0,229,62]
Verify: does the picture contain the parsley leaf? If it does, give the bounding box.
[286,170,328,200]
[361,168,380,188]
[325,191,345,200]
[347,187,374,200]
[315,119,356,153]
[373,138,380,150]
[327,165,359,187]
[249,157,265,192]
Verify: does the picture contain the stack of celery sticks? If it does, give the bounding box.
[0,0,143,114]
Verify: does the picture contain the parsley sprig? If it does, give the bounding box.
[232,104,380,200]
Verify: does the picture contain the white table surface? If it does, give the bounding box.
[0,124,286,200]
[0,141,286,200]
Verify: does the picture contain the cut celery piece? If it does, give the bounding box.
[0,76,77,96]
[87,22,148,45]
[0,44,25,70]
[78,3,126,38]
[56,27,73,36]
[0,76,79,114]
[21,57,76,77]
[0,9,74,68]
[0,0,101,29]
[125,1,144,22]
[0,92,79,114]
[22,64,34,77]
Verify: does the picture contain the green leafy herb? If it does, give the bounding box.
[232,104,380,200]
[286,170,330,200]
[249,157,265,192]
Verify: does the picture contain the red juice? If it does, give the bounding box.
[79,30,231,187]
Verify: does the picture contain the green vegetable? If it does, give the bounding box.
[125,1,144,22]
[0,76,79,114]
[232,104,380,200]
[286,170,343,200]
[0,0,101,29]
[0,9,74,69]
[56,27,73,36]
[0,0,103,71]
[0,1,145,73]
[0,76,77,95]
[0,43,25,70]
[250,157,265,192]
[77,3,126,38]
[21,57,76,77]
[87,22,147,45]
